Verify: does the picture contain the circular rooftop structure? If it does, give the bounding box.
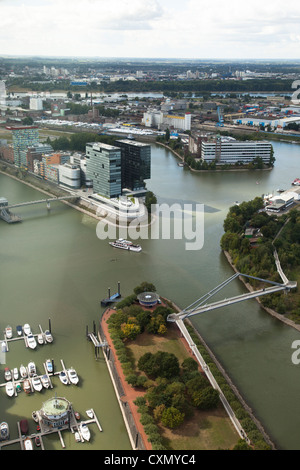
[137,291,159,307]
[40,396,72,429]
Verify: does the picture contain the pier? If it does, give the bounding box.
[1,320,53,353]
[0,408,103,450]
[101,281,121,307]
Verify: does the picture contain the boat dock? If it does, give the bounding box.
[101,282,121,306]
[0,358,75,396]
[0,408,103,450]
[2,320,53,353]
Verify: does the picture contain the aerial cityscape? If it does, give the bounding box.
[1,0,300,456]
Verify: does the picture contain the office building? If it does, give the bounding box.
[29,96,43,111]
[115,139,151,191]
[201,137,272,165]
[26,143,54,172]
[6,125,39,167]
[59,163,81,189]
[86,142,122,198]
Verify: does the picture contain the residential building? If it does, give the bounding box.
[6,125,39,167]
[86,142,122,198]
[29,96,43,111]
[26,143,54,172]
[115,139,151,191]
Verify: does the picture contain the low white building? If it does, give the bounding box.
[59,163,81,189]
[142,109,191,131]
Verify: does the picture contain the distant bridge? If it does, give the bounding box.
[0,195,79,223]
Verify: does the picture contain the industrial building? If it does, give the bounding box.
[142,109,191,131]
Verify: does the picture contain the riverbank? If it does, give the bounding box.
[223,250,300,332]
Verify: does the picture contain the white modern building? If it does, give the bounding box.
[0,80,6,105]
[201,137,272,165]
[30,96,44,111]
[59,163,81,189]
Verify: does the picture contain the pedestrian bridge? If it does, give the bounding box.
[167,272,297,322]
[0,195,78,223]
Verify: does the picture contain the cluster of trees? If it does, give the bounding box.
[221,198,300,319]
[45,132,118,152]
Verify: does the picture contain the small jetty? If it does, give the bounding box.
[101,282,121,306]
[1,319,53,353]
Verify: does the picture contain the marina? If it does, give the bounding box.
[1,320,53,353]
[0,359,79,397]
[0,407,102,450]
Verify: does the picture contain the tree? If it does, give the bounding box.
[144,191,157,214]
[192,387,219,410]
[120,322,140,340]
[161,407,184,429]
[165,128,170,143]
[182,357,199,372]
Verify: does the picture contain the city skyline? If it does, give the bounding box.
[1,0,300,60]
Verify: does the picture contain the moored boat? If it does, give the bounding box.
[16,325,23,336]
[5,382,14,397]
[86,409,94,419]
[16,383,22,393]
[4,367,12,381]
[44,330,53,343]
[27,334,37,350]
[5,326,12,339]
[35,435,41,447]
[13,367,19,380]
[23,379,31,394]
[32,374,43,392]
[28,362,36,377]
[32,411,39,423]
[74,431,81,442]
[45,359,53,374]
[80,423,91,441]
[41,374,50,389]
[1,341,7,353]
[23,324,31,336]
[24,437,33,450]
[59,371,68,385]
[67,368,79,385]
[37,334,44,345]
[20,419,29,435]
[20,365,27,378]
[0,422,9,441]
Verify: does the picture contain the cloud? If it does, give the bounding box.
[0,0,300,58]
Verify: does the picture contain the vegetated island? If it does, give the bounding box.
[101,281,272,451]
[221,197,300,324]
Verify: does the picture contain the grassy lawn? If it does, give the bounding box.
[126,329,239,450]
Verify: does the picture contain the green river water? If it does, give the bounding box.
[0,140,300,450]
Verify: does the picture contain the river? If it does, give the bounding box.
[0,140,300,450]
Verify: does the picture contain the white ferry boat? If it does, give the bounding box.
[109,238,142,252]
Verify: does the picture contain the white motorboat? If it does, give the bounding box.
[31,375,42,392]
[13,368,19,380]
[44,330,53,343]
[0,422,9,441]
[86,409,94,419]
[20,365,27,378]
[23,379,31,394]
[45,359,53,374]
[74,431,81,442]
[23,324,31,335]
[5,382,14,397]
[27,334,37,350]
[59,371,68,385]
[37,334,44,345]
[80,423,91,441]
[28,362,36,377]
[16,325,23,336]
[5,326,12,339]
[4,368,12,381]
[67,368,79,385]
[24,437,33,450]
[1,342,7,353]
[41,374,50,389]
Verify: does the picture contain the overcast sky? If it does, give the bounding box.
[1,0,300,59]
